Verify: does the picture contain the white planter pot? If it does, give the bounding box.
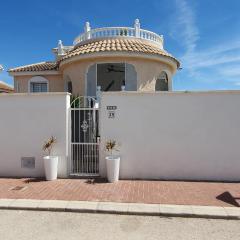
[43,156,58,181]
[106,156,120,183]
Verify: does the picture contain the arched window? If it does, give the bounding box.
[28,76,48,93]
[155,72,168,91]
[67,81,72,93]
[64,75,73,93]
[86,63,137,96]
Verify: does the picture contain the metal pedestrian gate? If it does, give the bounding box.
[70,96,100,176]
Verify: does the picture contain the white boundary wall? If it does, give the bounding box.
[0,93,70,178]
[100,91,240,181]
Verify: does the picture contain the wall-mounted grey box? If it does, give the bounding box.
[21,157,35,169]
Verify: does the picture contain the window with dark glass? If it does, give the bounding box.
[30,82,48,92]
[67,81,72,93]
[155,72,168,91]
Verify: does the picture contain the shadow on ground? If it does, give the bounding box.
[216,191,240,207]
[85,178,108,184]
[23,178,46,183]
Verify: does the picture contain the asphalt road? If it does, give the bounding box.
[0,210,240,240]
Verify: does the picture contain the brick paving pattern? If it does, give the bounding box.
[0,178,239,207]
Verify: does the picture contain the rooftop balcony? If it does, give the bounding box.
[73,19,164,49]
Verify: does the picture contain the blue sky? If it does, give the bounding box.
[0,0,239,90]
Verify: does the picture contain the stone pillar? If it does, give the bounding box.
[84,22,91,40]
[58,40,64,56]
[134,19,140,38]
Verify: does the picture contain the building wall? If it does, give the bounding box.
[61,56,174,96]
[0,93,70,178]
[12,56,174,95]
[14,74,64,93]
[100,91,240,181]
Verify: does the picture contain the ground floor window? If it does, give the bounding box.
[30,82,48,92]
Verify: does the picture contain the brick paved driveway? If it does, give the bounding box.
[0,178,239,207]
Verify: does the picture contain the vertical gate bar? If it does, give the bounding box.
[94,109,95,173]
[75,143,77,174]
[78,144,79,173]
[97,109,98,173]
[93,111,94,174]
[83,107,85,174]
[81,144,83,174]
[87,143,89,174]
[87,110,89,174]
[92,143,94,174]
[74,109,75,144]
[96,144,98,174]
[78,109,80,173]
[79,144,81,174]
[71,143,72,173]
[80,109,82,174]
[94,144,96,174]
[91,109,93,173]
[96,109,98,173]
[73,108,75,173]
[91,143,93,174]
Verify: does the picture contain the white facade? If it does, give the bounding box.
[100,91,240,181]
[0,93,70,178]
[0,91,240,181]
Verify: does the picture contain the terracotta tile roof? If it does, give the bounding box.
[0,81,14,92]
[61,38,180,67]
[8,62,58,73]
[8,39,180,73]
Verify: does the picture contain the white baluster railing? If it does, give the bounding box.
[73,22,164,49]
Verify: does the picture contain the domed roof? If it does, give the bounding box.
[60,38,180,67]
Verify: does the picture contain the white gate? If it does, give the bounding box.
[70,96,99,176]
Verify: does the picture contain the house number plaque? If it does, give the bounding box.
[107,106,117,119]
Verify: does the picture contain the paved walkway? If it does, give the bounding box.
[0,178,239,207]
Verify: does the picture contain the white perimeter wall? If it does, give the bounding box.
[100,91,240,181]
[0,93,70,178]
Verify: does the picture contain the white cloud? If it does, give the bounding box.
[175,0,199,54]
[219,65,240,77]
[173,0,240,88]
[183,50,240,70]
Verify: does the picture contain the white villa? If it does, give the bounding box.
[8,19,180,95]
[1,20,240,182]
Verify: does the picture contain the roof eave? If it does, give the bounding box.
[8,70,61,76]
[59,51,179,72]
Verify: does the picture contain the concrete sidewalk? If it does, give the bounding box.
[0,199,240,220]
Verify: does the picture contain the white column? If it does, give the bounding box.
[58,40,64,56]
[96,86,101,105]
[84,22,91,40]
[134,19,140,38]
